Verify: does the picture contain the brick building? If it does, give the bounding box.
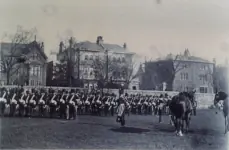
[56,36,135,89]
[141,49,214,93]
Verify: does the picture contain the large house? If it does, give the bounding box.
[56,36,135,88]
[0,39,48,86]
[141,49,215,93]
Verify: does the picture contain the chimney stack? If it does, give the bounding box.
[59,41,64,53]
[96,36,103,45]
[40,42,44,52]
[69,37,73,48]
[123,43,127,49]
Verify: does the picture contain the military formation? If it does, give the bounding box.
[0,86,174,120]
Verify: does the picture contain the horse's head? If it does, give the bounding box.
[214,91,228,105]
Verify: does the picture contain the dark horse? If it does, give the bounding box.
[214,91,228,134]
[169,92,194,136]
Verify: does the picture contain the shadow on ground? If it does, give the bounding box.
[110,127,150,134]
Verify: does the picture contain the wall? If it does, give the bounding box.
[173,60,214,93]
[103,89,214,109]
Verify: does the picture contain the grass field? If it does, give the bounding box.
[0,109,228,150]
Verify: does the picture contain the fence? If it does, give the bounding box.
[0,86,214,109]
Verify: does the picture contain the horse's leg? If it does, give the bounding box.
[225,116,227,134]
[177,119,183,136]
[185,113,191,133]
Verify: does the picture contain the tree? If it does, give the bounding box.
[141,52,188,91]
[91,54,120,89]
[121,61,138,88]
[0,26,37,85]
[58,37,82,87]
[169,54,188,89]
[213,65,228,92]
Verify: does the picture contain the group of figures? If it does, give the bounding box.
[0,86,174,119]
[1,86,228,136]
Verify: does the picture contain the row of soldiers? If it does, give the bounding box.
[0,86,173,119]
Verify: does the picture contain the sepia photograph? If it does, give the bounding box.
[0,0,229,149]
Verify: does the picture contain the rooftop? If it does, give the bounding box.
[58,36,135,55]
[0,40,47,59]
[161,49,213,64]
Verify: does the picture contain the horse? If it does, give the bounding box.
[169,92,193,136]
[214,91,229,134]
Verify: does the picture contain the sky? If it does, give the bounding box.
[0,0,229,64]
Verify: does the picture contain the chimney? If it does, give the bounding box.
[123,43,127,49]
[96,36,103,45]
[40,42,44,52]
[59,41,64,53]
[69,37,73,48]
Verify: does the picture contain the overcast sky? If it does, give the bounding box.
[1,0,229,64]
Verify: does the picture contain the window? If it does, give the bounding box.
[200,65,207,70]
[30,80,34,86]
[199,87,208,93]
[90,55,93,60]
[183,64,188,68]
[96,56,99,60]
[180,73,183,80]
[33,67,36,75]
[185,73,188,80]
[180,73,188,80]
[85,55,88,60]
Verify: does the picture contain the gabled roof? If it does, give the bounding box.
[27,41,48,59]
[0,41,48,60]
[132,64,144,79]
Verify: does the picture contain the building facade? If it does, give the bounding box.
[141,49,214,93]
[56,36,135,88]
[0,40,48,86]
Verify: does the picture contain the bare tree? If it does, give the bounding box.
[91,54,120,89]
[211,65,228,92]
[121,61,138,87]
[92,56,118,80]
[163,53,188,90]
[0,26,37,85]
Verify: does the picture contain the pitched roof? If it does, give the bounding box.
[163,51,212,64]
[0,41,48,60]
[59,40,134,55]
[132,64,144,79]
